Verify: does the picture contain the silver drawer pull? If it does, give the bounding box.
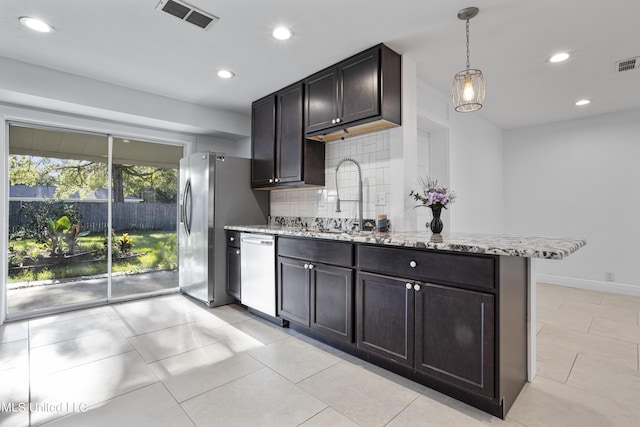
[405,283,412,290]
[414,284,421,291]
[304,264,309,269]
[230,237,235,242]
[308,264,314,270]
[236,250,240,255]
[409,260,417,268]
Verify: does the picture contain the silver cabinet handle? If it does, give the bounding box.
[304,263,309,269]
[236,250,240,255]
[414,284,421,291]
[230,236,235,242]
[308,264,314,270]
[269,178,274,183]
[409,260,417,268]
[405,283,412,290]
[331,119,336,124]
[336,118,341,123]
[275,178,280,183]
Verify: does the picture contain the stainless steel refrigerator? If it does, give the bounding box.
[179,152,268,306]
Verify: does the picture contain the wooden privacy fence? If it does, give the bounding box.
[9,202,177,233]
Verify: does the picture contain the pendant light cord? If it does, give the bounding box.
[466,19,471,70]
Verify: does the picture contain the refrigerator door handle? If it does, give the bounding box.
[183,179,192,235]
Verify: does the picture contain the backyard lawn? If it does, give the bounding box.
[8,230,177,283]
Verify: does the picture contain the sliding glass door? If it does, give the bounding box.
[6,123,182,318]
[110,137,181,299]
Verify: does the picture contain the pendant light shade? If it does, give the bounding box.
[452,7,485,113]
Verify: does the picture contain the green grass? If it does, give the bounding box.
[8,230,176,283]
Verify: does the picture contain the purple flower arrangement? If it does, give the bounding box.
[409,177,456,210]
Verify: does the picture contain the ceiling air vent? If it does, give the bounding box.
[156,0,219,30]
[616,57,639,72]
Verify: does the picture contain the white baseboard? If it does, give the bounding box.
[537,274,640,297]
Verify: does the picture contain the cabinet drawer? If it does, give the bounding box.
[279,237,354,267]
[358,245,495,290]
[226,230,241,248]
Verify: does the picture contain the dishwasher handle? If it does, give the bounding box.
[241,237,274,246]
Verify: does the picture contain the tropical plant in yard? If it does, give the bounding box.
[45,215,89,255]
[117,233,134,255]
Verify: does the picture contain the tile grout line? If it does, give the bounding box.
[564,353,580,384]
[586,316,595,334]
[175,361,269,405]
[157,380,198,427]
[29,322,121,350]
[383,393,422,426]
[32,349,138,379]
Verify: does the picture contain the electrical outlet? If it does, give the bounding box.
[605,272,615,282]
[376,192,386,205]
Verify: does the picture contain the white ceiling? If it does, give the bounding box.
[0,0,638,131]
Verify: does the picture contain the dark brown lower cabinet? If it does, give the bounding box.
[226,246,241,299]
[310,263,353,342]
[415,283,495,398]
[278,255,353,343]
[357,272,495,399]
[356,273,414,366]
[278,257,310,326]
[275,238,527,418]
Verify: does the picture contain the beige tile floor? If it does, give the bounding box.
[0,283,639,426]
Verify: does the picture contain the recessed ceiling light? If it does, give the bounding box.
[575,99,591,106]
[549,52,571,63]
[217,69,235,79]
[19,16,54,33]
[272,27,293,40]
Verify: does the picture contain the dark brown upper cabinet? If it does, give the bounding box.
[304,44,401,142]
[251,95,276,187]
[251,82,325,190]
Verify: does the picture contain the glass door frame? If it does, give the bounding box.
[2,120,187,322]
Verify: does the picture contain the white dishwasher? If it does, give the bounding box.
[240,233,276,317]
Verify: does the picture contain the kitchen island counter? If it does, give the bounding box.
[224,224,586,260]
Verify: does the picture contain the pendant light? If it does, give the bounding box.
[452,7,485,112]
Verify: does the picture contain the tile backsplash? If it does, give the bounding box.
[270,130,391,221]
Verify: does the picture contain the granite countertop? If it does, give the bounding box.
[224,224,586,260]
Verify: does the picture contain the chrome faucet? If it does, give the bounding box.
[335,158,363,232]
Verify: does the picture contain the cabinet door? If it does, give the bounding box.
[226,246,241,299]
[251,95,276,187]
[415,283,495,398]
[276,83,304,184]
[278,256,310,326]
[304,67,339,135]
[356,272,414,367]
[338,48,380,126]
[310,263,353,343]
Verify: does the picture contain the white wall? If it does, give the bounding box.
[195,136,251,159]
[504,108,640,294]
[449,111,504,233]
[0,56,251,139]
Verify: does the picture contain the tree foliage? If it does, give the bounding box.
[9,155,177,203]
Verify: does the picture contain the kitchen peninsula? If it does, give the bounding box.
[226,223,586,418]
